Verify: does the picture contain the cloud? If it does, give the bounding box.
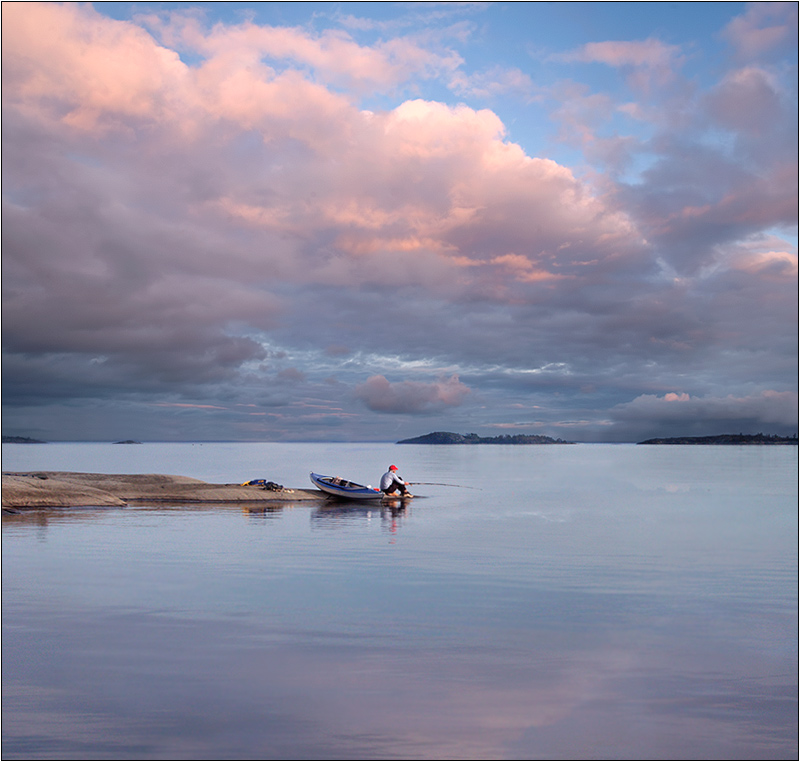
[2,2,650,346]
[721,2,799,62]
[705,66,785,135]
[450,65,536,101]
[1,3,795,443]
[276,367,306,383]
[611,391,798,435]
[1,3,189,130]
[355,375,470,414]
[557,38,684,93]
[724,238,798,279]
[564,38,682,69]
[144,8,464,95]
[603,35,797,275]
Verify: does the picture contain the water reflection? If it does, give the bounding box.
[311,501,409,536]
[2,507,114,529]
[241,504,288,519]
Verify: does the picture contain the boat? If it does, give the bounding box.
[310,472,384,500]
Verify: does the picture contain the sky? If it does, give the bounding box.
[2,1,797,443]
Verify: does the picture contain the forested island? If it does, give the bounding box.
[638,433,797,445]
[397,431,573,445]
[2,436,47,444]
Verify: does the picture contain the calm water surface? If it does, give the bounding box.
[2,443,797,760]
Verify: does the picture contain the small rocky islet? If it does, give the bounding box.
[397,431,574,444]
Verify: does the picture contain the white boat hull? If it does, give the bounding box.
[310,472,384,500]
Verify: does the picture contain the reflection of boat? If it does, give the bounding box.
[310,472,384,500]
[311,503,407,529]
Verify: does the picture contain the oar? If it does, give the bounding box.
[411,481,482,490]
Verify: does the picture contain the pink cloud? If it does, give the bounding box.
[355,375,470,414]
[652,165,798,251]
[705,66,783,135]
[2,4,646,298]
[147,11,462,93]
[570,39,682,69]
[1,4,454,140]
[722,2,799,62]
[558,38,684,94]
[488,254,566,283]
[202,93,645,287]
[721,236,798,279]
[2,3,190,130]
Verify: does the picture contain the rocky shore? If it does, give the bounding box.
[2,472,324,510]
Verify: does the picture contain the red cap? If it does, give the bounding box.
[389,465,398,471]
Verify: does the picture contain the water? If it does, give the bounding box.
[2,443,797,760]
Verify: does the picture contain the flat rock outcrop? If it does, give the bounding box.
[2,472,323,509]
[2,473,128,508]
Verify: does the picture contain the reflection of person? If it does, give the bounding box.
[380,465,412,497]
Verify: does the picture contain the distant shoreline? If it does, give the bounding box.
[4,433,797,446]
[637,434,797,445]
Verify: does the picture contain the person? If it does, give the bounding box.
[380,465,413,497]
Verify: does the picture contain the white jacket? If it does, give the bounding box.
[380,470,405,491]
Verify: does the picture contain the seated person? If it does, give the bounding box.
[380,465,412,496]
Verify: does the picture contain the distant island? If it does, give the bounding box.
[2,436,47,444]
[397,431,574,445]
[638,433,798,445]
[113,440,142,444]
